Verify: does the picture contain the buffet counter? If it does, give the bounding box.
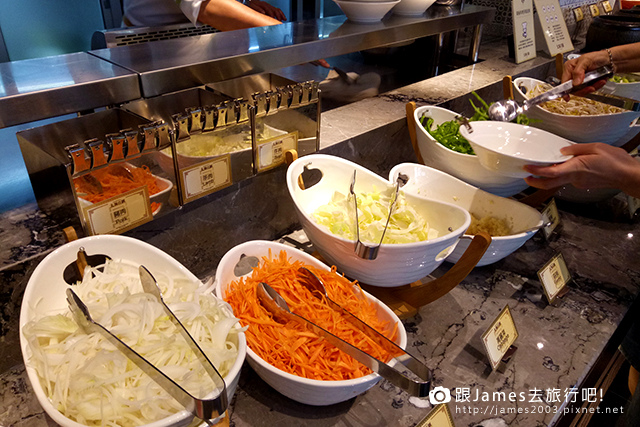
[1,38,639,427]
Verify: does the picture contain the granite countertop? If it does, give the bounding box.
[2,40,639,427]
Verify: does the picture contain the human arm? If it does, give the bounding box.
[523,143,640,198]
[244,0,286,21]
[562,42,640,86]
[197,0,284,31]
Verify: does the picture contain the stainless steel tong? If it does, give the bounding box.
[257,281,432,397]
[349,170,402,260]
[66,266,228,423]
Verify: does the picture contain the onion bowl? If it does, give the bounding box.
[413,105,530,197]
[19,235,246,427]
[333,0,401,23]
[286,154,471,287]
[513,76,640,146]
[214,239,407,406]
[389,163,543,266]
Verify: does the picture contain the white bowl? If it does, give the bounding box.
[214,240,407,406]
[459,121,574,178]
[333,0,401,23]
[601,74,640,101]
[414,105,530,197]
[392,0,436,15]
[513,76,640,147]
[286,154,471,287]
[389,163,543,266]
[19,235,246,427]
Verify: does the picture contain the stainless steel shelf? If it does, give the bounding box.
[0,5,494,128]
[0,52,140,128]
[91,5,495,97]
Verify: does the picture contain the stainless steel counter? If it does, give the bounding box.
[0,52,140,128]
[0,5,494,129]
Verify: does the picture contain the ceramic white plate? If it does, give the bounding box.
[459,121,574,178]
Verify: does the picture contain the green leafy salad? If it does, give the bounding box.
[419,92,535,155]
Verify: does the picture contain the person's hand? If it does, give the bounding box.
[562,50,610,85]
[310,59,331,68]
[561,50,610,98]
[523,143,640,197]
[245,0,286,21]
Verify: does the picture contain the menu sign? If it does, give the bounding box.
[417,404,455,427]
[533,0,574,56]
[538,252,572,303]
[512,0,537,63]
[83,187,152,235]
[481,305,519,370]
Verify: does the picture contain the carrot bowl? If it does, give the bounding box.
[214,240,408,406]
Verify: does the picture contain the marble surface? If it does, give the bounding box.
[2,41,640,427]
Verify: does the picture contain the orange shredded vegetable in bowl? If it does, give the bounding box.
[216,240,408,405]
[74,164,162,204]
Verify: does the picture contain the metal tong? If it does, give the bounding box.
[349,170,402,260]
[66,266,228,423]
[257,280,432,397]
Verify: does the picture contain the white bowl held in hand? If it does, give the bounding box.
[459,121,574,178]
[333,0,401,23]
[513,76,640,147]
[393,0,437,16]
[286,154,471,287]
[19,235,246,427]
[390,163,543,266]
[414,105,530,197]
[214,240,407,406]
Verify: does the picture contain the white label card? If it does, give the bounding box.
[538,252,572,303]
[533,0,574,56]
[512,0,537,63]
[542,198,560,239]
[481,305,519,370]
[84,187,152,235]
[417,404,455,427]
[181,155,232,203]
[257,132,298,173]
[628,195,640,218]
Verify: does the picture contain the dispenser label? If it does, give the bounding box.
[181,155,232,203]
[481,305,519,370]
[256,132,298,173]
[573,7,584,21]
[538,252,572,303]
[588,4,600,16]
[512,0,537,63]
[83,187,152,235]
[601,1,612,13]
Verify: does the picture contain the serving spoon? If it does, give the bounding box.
[487,66,613,122]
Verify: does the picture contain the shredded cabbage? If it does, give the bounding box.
[22,259,242,427]
[163,124,286,158]
[312,186,439,244]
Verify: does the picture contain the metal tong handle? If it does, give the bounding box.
[66,267,228,423]
[524,65,614,111]
[297,268,431,385]
[349,170,400,260]
[257,282,431,397]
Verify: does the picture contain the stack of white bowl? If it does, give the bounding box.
[333,0,401,23]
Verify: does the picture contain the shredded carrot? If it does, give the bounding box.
[224,250,403,381]
[74,164,161,203]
